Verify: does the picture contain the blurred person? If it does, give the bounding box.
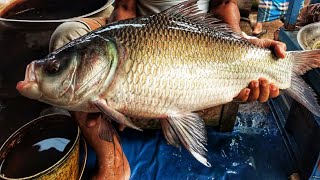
[252,0,290,37]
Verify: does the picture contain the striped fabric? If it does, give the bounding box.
[257,0,290,22]
[137,0,210,16]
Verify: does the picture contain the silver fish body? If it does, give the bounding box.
[96,15,292,119]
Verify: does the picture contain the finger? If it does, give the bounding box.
[273,42,287,58]
[234,88,251,102]
[72,111,88,124]
[269,83,280,98]
[258,78,270,103]
[119,124,126,131]
[247,39,287,58]
[85,113,101,128]
[248,80,260,102]
[85,118,98,128]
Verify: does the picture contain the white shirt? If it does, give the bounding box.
[137,0,211,16]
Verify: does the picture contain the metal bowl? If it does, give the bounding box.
[0,0,113,98]
[0,0,114,29]
[297,22,320,50]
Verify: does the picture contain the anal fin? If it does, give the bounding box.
[164,111,211,167]
[92,99,142,131]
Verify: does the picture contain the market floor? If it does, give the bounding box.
[240,12,284,40]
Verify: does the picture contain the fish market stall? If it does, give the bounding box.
[0,0,320,179]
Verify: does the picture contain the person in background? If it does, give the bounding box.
[252,0,290,37]
[50,0,287,179]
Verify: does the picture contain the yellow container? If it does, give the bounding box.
[0,113,86,180]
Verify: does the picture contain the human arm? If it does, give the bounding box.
[72,112,130,180]
[108,0,137,22]
[209,0,241,33]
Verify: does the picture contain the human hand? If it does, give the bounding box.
[234,39,286,102]
[72,112,131,180]
[108,8,136,22]
[247,38,287,58]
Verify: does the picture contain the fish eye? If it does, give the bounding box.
[45,59,60,74]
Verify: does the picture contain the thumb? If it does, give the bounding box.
[248,38,287,58]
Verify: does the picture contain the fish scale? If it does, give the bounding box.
[98,14,293,118]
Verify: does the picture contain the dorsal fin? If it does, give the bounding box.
[161,0,244,40]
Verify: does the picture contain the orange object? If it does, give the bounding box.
[73,112,130,180]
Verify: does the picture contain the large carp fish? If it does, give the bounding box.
[17,0,320,167]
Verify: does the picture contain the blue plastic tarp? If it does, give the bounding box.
[86,103,294,180]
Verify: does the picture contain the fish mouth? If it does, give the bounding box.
[16,61,42,99]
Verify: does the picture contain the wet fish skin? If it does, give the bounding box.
[97,14,293,119]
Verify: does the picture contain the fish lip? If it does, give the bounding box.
[16,61,42,99]
[16,61,39,94]
[25,61,37,82]
[18,61,38,85]
[16,80,42,100]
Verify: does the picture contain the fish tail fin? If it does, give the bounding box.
[283,74,320,116]
[290,50,320,75]
[283,50,320,116]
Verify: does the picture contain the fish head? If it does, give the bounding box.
[17,35,119,109]
[16,42,79,106]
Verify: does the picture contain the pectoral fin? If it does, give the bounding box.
[92,99,142,131]
[163,112,211,167]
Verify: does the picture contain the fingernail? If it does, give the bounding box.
[261,80,268,87]
[270,84,277,91]
[254,81,259,88]
[245,89,250,95]
[280,48,286,57]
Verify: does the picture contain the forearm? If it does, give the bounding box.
[109,0,137,22]
[209,0,241,33]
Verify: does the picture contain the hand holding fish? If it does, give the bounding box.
[234,39,287,102]
[72,112,131,180]
[110,0,284,103]
[210,0,285,103]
